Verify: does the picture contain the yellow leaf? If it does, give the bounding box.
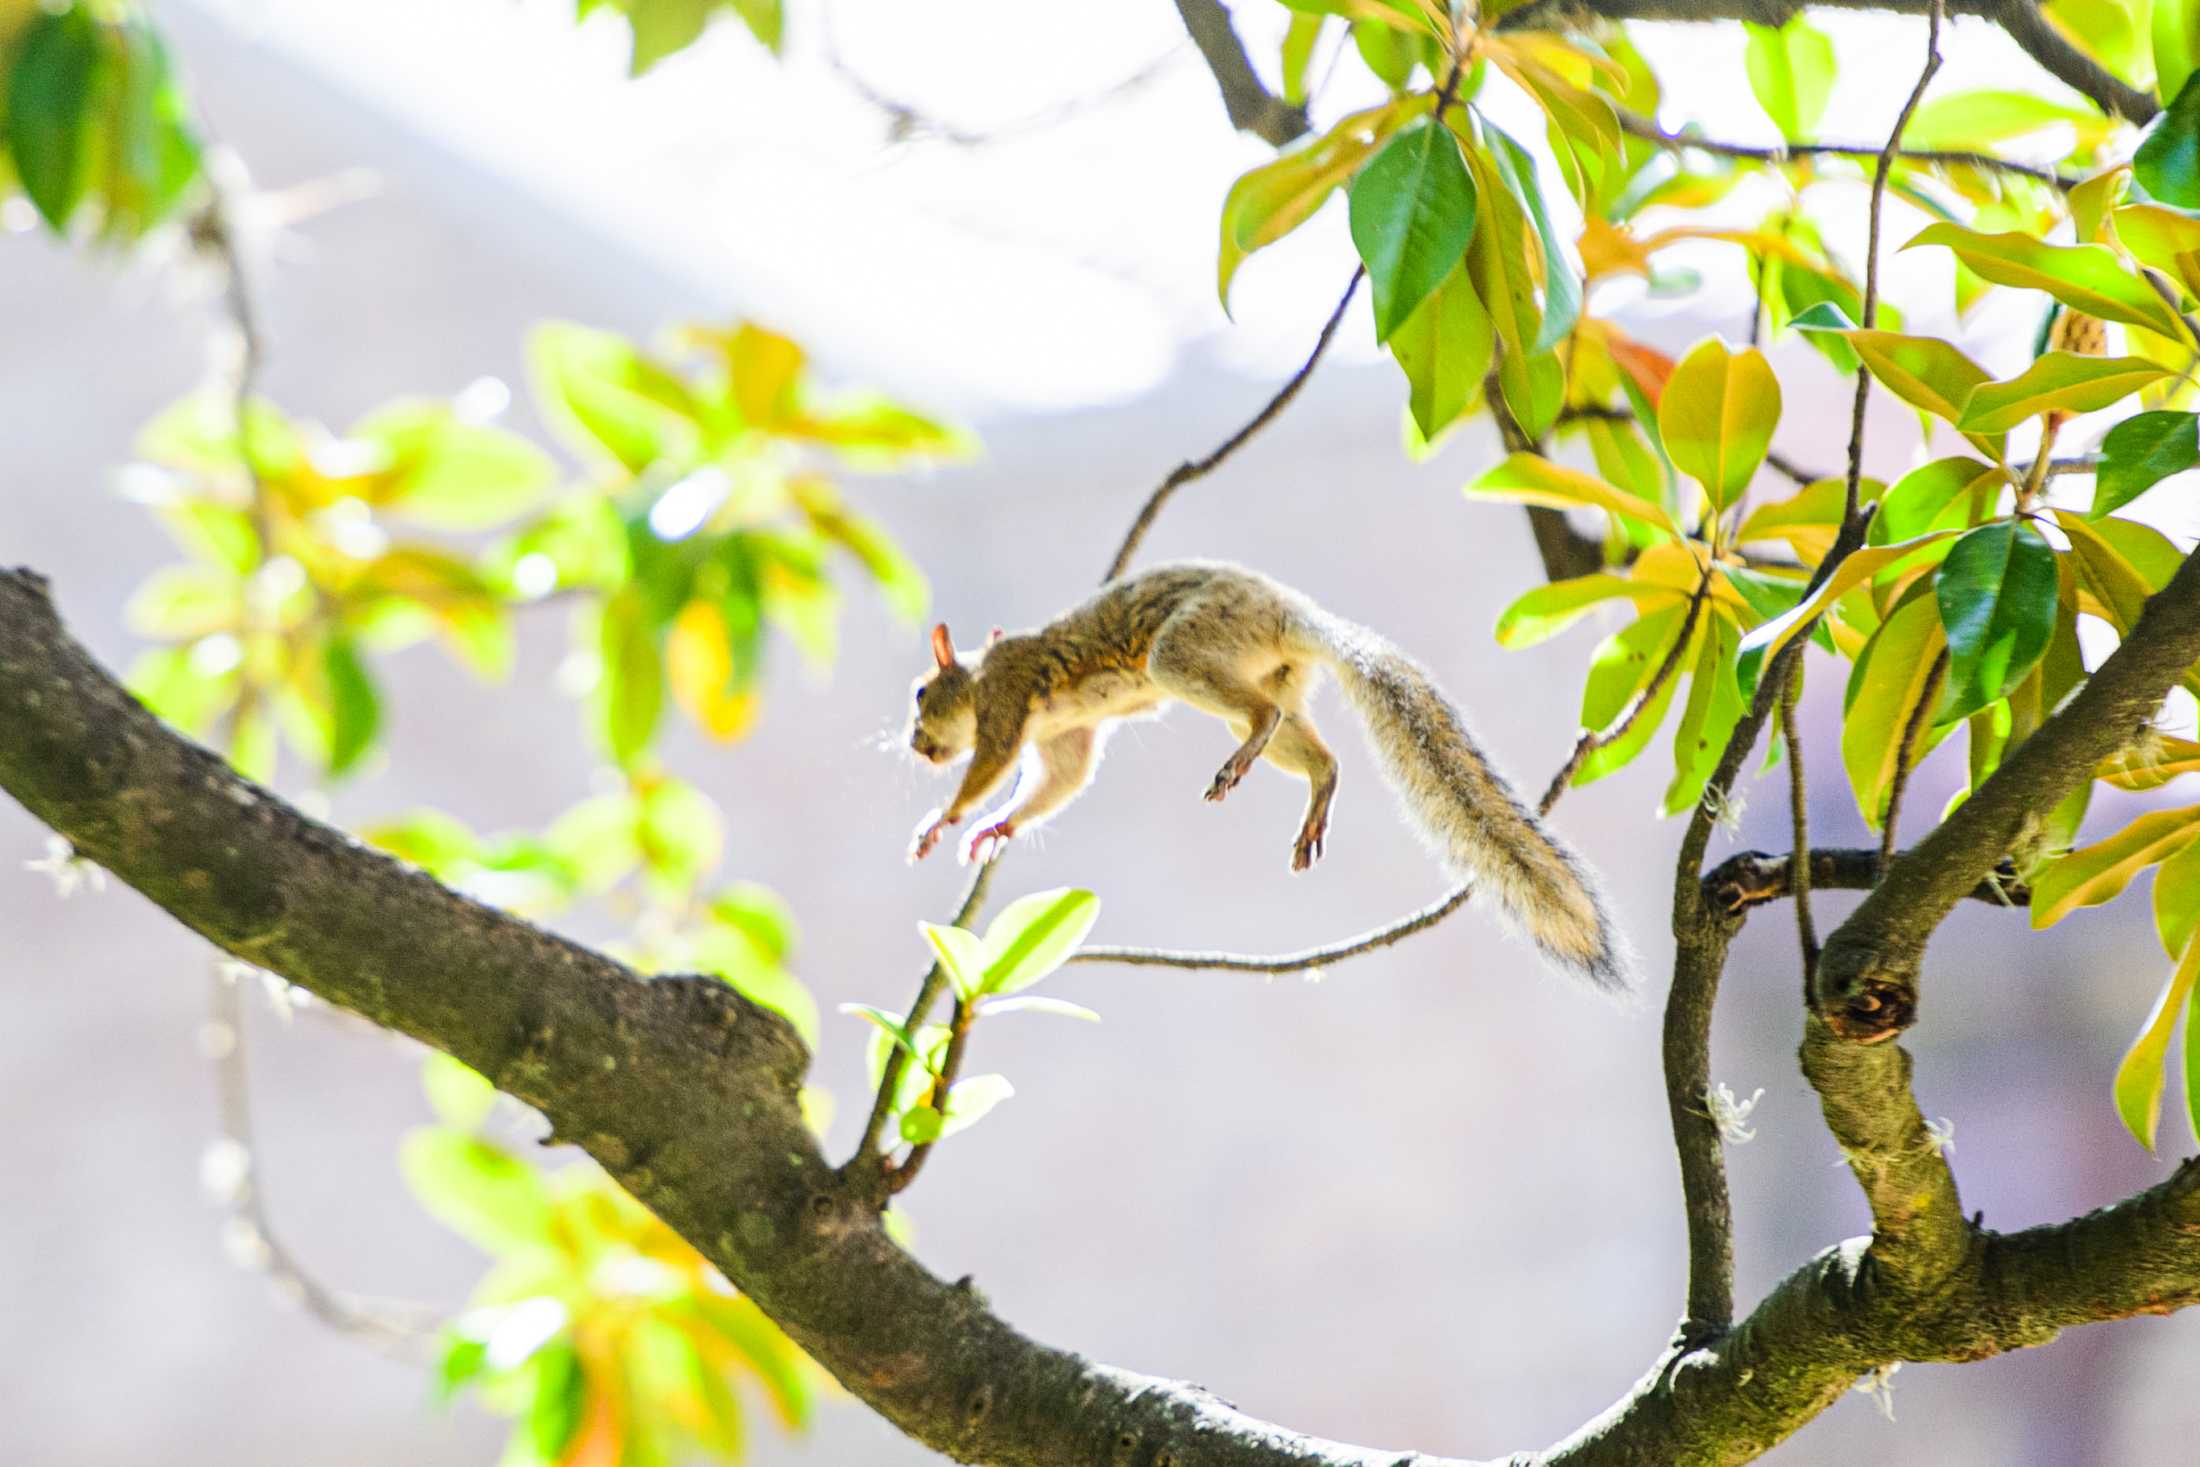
[2030,805,2200,928]
[1842,593,1949,830]
[666,601,759,741]
[2113,932,2200,1150]
[1658,338,1782,511]
[1464,452,1681,539]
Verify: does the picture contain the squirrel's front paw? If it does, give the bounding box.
[962,820,1016,866]
[908,810,958,863]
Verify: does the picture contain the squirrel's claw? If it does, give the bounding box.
[1291,815,1329,871]
[961,820,1016,866]
[908,810,957,863]
[1205,754,1255,803]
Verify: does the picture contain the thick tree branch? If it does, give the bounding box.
[1500,0,2158,124]
[1815,548,2200,1039]
[1173,0,1310,147]
[1702,847,2026,915]
[12,567,2200,1463]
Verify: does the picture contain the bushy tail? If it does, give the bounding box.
[1303,613,1631,991]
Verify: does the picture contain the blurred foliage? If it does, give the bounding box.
[405,1055,824,1467]
[108,310,962,1463]
[1,0,201,239]
[578,0,785,76]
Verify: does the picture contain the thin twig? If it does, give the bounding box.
[207,970,439,1358]
[1880,650,1950,869]
[852,862,996,1168]
[885,998,973,1194]
[1780,665,1818,976]
[823,0,1186,147]
[1846,0,1943,527]
[1071,883,1476,973]
[1104,268,1365,582]
[1615,107,2070,191]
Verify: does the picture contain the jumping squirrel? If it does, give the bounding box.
[902,560,1629,991]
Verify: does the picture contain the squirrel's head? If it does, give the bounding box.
[906,622,980,765]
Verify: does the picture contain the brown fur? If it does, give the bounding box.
[904,561,1630,990]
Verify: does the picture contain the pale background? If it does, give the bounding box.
[4,2,2198,1463]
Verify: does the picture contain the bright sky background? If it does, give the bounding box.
[182,0,2093,417]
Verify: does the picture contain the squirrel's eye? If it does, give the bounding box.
[914,687,927,707]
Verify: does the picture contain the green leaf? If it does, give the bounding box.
[1657,337,1781,511]
[2031,805,2200,927]
[434,1334,489,1405]
[1903,89,2108,151]
[1934,521,2059,722]
[525,1344,587,1462]
[1579,609,1693,785]
[6,7,101,231]
[938,1073,1014,1138]
[840,1003,925,1069]
[1349,120,1477,343]
[284,632,381,779]
[1743,16,1835,140]
[1580,601,1685,733]
[920,921,988,1003]
[1734,532,1961,699]
[622,0,712,74]
[1281,13,1325,105]
[597,590,664,767]
[2155,833,2200,958]
[1494,574,1675,649]
[1870,457,2006,544]
[1904,224,2190,342]
[2137,69,2200,208]
[422,1053,499,1130]
[2093,410,2199,517]
[637,776,723,891]
[1387,262,1491,441]
[1218,98,1417,308]
[2160,0,2200,108]
[351,401,557,530]
[125,563,241,640]
[1662,612,1743,816]
[2114,933,2200,1150]
[1483,119,1580,352]
[730,0,784,51]
[1955,354,2171,433]
[528,322,700,475]
[399,1129,554,1256]
[1841,592,1949,828]
[102,19,201,236]
[127,643,238,737]
[1464,452,1679,540]
[976,887,1101,996]
[1832,328,1995,427]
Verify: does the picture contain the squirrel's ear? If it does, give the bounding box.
[987,626,1004,647]
[930,623,956,669]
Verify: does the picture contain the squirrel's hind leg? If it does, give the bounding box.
[1147,625,1282,802]
[1264,714,1339,871]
